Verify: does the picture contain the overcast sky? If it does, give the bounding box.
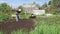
[0,0,50,8]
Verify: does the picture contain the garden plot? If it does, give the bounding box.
[0,19,35,34]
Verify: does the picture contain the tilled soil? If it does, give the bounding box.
[0,19,35,34]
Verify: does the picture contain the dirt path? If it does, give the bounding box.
[0,19,35,34]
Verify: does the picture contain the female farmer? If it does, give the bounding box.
[16,9,21,22]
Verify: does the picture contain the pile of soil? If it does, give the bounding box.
[0,19,35,34]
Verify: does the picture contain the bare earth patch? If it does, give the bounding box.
[0,19,35,34]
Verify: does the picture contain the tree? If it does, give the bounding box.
[52,0,60,9]
[48,1,51,5]
[0,3,12,15]
[36,4,41,10]
[18,5,25,15]
[18,6,23,12]
[52,0,60,13]
[42,3,47,9]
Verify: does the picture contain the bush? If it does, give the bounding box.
[0,14,10,22]
[45,9,60,15]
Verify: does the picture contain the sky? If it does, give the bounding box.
[0,0,50,8]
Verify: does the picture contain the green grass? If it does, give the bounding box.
[10,15,60,34]
[0,14,10,22]
[20,13,31,19]
[11,30,31,34]
[32,15,60,34]
[0,13,60,34]
[11,30,23,34]
[0,31,3,34]
[11,25,60,34]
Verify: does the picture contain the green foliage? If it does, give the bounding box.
[11,30,23,34]
[29,25,60,34]
[6,15,60,34]
[35,15,60,25]
[0,2,60,34]
[32,15,60,34]
[11,29,31,34]
[52,0,60,9]
[36,4,41,10]
[48,1,51,5]
[20,12,30,19]
[0,14,10,22]
[42,3,47,9]
[0,31,3,34]
[18,6,23,12]
[45,9,54,14]
[0,3,12,15]
[52,0,60,12]
[45,9,60,15]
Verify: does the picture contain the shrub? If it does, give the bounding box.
[0,14,10,22]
